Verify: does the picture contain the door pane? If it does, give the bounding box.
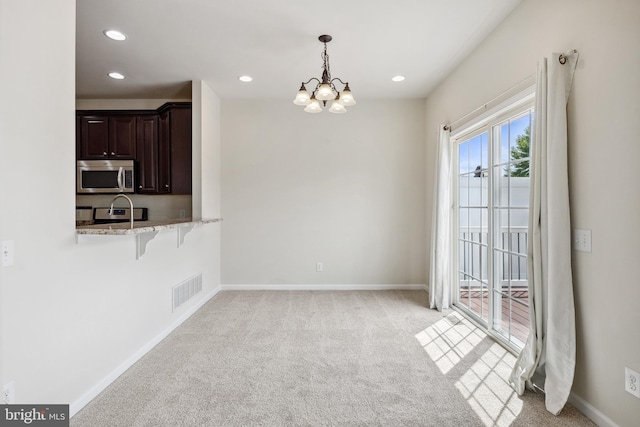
[457,132,488,323]
[459,175,469,206]
[480,133,489,170]
[469,134,483,178]
[491,111,532,348]
[510,298,530,346]
[455,107,533,351]
[499,123,510,165]
[459,140,470,174]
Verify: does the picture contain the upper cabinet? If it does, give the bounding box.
[76,103,192,195]
[159,103,192,195]
[78,115,137,159]
[136,115,161,194]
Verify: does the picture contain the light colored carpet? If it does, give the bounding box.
[71,291,595,426]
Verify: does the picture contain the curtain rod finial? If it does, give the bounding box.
[559,49,578,64]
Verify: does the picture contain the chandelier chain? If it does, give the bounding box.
[321,42,331,85]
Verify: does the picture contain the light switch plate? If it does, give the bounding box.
[572,229,592,252]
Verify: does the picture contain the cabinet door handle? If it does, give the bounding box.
[103,152,107,156]
[111,152,115,156]
[139,185,142,189]
[165,184,169,188]
[88,120,103,124]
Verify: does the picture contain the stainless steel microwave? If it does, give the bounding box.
[76,160,135,194]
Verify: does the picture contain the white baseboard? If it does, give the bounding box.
[568,392,619,427]
[69,284,222,417]
[221,284,428,291]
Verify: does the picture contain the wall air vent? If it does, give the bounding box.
[172,273,203,312]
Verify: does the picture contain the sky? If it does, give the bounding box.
[458,110,533,175]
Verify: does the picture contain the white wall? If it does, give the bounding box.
[192,81,221,219]
[424,0,640,425]
[0,0,221,414]
[221,99,426,286]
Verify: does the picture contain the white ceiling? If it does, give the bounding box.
[76,0,522,100]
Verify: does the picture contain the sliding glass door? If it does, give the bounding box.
[455,106,533,349]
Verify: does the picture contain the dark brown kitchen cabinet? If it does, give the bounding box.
[158,103,192,195]
[76,103,191,195]
[136,115,163,194]
[109,116,137,158]
[79,116,108,158]
[78,115,136,159]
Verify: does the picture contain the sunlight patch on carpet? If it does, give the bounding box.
[414,312,486,374]
[455,343,522,426]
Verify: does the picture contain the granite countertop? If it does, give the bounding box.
[76,218,222,235]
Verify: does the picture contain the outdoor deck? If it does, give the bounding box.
[458,289,530,345]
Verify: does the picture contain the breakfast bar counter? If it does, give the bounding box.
[76,218,222,259]
[76,218,222,235]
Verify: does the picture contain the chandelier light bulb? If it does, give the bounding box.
[340,87,356,106]
[316,83,335,101]
[293,86,311,105]
[329,98,347,114]
[304,97,322,113]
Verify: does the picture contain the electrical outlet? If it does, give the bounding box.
[316,262,323,272]
[179,209,186,219]
[625,367,640,398]
[3,381,15,404]
[2,240,14,267]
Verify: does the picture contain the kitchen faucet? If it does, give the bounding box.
[108,193,135,229]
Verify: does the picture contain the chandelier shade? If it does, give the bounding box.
[303,96,322,113]
[293,35,355,114]
[316,84,335,101]
[328,96,346,114]
[293,84,311,106]
[339,84,356,106]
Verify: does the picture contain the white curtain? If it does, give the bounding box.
[509,51,578,415]
[429,126,451,311]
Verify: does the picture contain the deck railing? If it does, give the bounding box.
[458,227,528,289]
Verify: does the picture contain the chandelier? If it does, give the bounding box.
[293,35,356,114]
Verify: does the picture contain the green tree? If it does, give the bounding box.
[506,126,530,177]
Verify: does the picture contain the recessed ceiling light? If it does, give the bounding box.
[104,30,127,41]
[392,75,406,82]
[238,75,253,82]
[108,72,125,80]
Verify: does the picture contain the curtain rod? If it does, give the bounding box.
[443,73,535,132]
[444,49,577,132]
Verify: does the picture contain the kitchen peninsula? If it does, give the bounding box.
[76,217,221,235]
[76,217,222,259]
